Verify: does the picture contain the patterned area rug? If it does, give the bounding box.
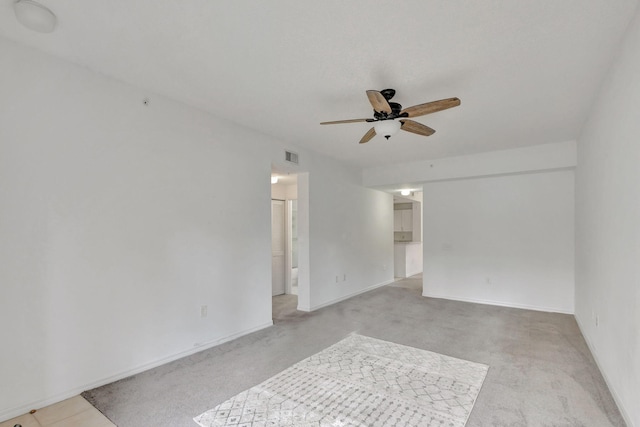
[194,334,488,427]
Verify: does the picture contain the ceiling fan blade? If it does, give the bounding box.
[400,119,436,137]
[400,97,461,118]
[320,118,371,125]
[359,127,376,144]
[366,90,392,114]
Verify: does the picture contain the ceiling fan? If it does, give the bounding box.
[320,89,460,144]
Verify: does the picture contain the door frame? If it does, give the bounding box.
[271,198,286,296]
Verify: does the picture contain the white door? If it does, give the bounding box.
[271,199,286,296]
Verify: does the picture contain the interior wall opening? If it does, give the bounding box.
[271,168,309,319]
[393,191,424,283]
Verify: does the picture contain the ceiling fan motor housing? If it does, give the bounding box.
[373,89,405,120]
[373,107,407,120]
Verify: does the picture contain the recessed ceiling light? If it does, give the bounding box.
[14,0,57,33]
[400,189,411,196]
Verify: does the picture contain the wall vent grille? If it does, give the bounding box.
[285,150,299,164]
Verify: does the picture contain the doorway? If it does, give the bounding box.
[271,169,309,313]
[271,170,300,298]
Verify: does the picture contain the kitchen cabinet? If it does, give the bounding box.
[393,210,413,231]
[394,201,421,242]
[401,209,413,231]
[394,209,413,231]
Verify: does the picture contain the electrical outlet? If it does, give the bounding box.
[343,274,347,281]
[200,305,208,318]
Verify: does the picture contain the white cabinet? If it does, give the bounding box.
[394,201,421,242]
[393,210,402,231]
[394,209,413,231]
[402,209,413,231]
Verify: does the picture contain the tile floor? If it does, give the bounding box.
[0,396,114,427]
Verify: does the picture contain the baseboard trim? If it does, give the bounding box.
[421,292,574,314]
[575,316,634,427]
[0,320,273,423]
[309,279,395,311]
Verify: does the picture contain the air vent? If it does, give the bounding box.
[285,150,299,165]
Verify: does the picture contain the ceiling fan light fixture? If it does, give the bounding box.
[14,0,57,33]
[373,120,401,140]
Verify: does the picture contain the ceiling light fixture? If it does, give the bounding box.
[373,120,401,140]
[271,176,278,184]
[400,189,411,196]
[14,0,57,33]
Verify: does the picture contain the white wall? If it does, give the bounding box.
[267,146,395,314]
[0,37,394,420]
[305,155,394,311]
[0,37,274,419]
[363,140,577,188]
[422,170,575,313]
[270,182,296,200]
[575,6,640,426]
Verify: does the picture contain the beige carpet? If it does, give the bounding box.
[194,334,487,427]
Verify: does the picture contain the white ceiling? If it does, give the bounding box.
[1,0,637,169]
